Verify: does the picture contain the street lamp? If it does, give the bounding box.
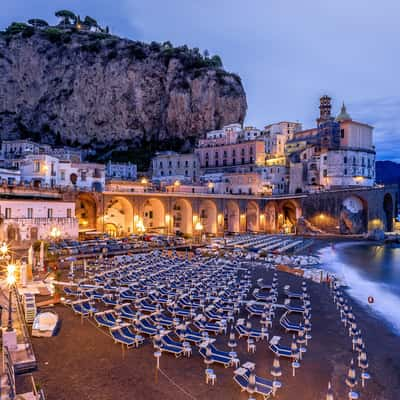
[195,221,203,244]
[0,242,8,258]
[6,263,16,332]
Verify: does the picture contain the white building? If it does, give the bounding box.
[0,198,78,243]
[17,155,105,191]
[106,161,137,180]
[152,151,200,184]
[263,122,302,156]
[0,168,21,186]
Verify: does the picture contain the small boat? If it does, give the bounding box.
[32,311,60,337]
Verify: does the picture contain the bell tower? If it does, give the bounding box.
[318,95,332,124]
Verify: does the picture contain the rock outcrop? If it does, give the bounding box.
[0,27,247,161]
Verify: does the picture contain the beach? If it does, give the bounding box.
[16,253,400,400]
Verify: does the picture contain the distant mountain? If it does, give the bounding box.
[376,160,400,185]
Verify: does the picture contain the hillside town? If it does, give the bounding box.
[0,96,380,243]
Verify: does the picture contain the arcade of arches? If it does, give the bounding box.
[73,190,398,237]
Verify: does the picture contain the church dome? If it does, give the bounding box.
[336,102,352,121]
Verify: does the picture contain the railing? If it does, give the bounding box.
[13,285,35,362]
[3,346,16,399]
[3,217,78,224]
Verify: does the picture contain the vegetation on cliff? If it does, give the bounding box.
[0,11,247,170]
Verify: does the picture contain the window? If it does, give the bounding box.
[177,161,180,168]
[344,156,347,164]
[341,129,345,138]
[48,208,53,218]
[241,158,245,165]
[67,208,72,218]
[185,170,188,176]
[159,161,163,168]
[60,170,65,181]
[344,168,347,175]
[34,161,40,172]
[5,208,11,219]
[232,158,236,165]
[81,171,87,181]
[215,152,219,159]
[27,208,33,218]
[323,169,327,177]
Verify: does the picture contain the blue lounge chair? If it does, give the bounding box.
[279,313,304,333]
[110,328,135,348]
[234,374,273,399]
[199,346,231,367]
[269,343,293,358]
[94,311,117,328]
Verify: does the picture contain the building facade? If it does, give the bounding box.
[151,151,200,184]
[0,198,78,243]
[106,161,137,180]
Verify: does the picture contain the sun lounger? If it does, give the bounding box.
[279,313,304,333]
[199,346,231,367]
[269,343,293,358]
[94,311,117,328]
[110,327,135,348]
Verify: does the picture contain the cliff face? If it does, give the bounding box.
[0,29,247,151]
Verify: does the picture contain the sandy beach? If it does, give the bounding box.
[16,258,400,400]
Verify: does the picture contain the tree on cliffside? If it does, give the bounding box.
[27,19,49,28]
[83,16,98,30]
[55,10,77,27]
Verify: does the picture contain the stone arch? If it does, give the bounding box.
[199,200,218,235]
[104,223,118,238]
[340,195,367,234]
[280,200,301,233]
[76,193,98,232]
[246,201,259,232]
[225,201,240,233]
[264,202,278,233]
[383,193,394,232]
[172,199,193,235]
[142,198,165,234]
[104,196,134,236]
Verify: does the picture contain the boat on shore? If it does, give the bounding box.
[32,311,60,338]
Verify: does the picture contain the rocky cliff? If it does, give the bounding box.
[0,26,247,166]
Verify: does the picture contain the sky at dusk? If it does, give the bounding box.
[1,0,400,161]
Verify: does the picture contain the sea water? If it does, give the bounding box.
[319,242,400,335]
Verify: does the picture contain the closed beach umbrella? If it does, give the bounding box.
[247,371,256,394]
[358,348,368,370]
[271,357,282,380]
[28,245,34,266]
[291,335,299,359]
[345,359,357,389]
[326,381,334,400]
[39,241,45,268]
[228,332,237,349]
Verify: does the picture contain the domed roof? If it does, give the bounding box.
[336,102,352,121]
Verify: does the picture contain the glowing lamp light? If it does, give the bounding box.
[174,180,181,187]
[6,263,16,287]
[194,221,203,232]
[141,177,148,185]
[0,242,8,257]
[165,214,171,224]
[207,182,214,189]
